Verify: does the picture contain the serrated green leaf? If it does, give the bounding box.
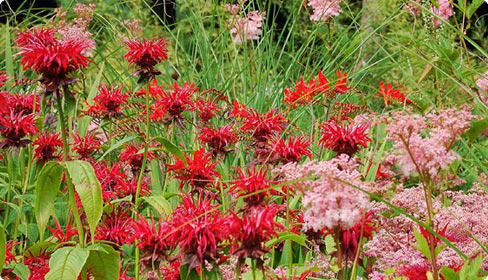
[84,244,120,280]
[45,247,89,280]
[466,0,486,18]
[34,161,64,241]
[65,160,103,242]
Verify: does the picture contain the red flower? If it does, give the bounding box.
[166,148,221,190]
[119,177,151,198]
[7,93,40,115]
[330,211,375,258]
[319,121,371,156]
[17,28,91,91]
[150,81,197,123]
[0,91,9,116]
[167,194,229,268]
[160,260,182,280]
[85,85,128,118]
[229,100,249,118]
[377,81,411,105]
[333,70,350,94]
[72,132,101,159]
[47,218,78,243]
[96,208,134,246]
[93,162,127,201]
[256,135,311,164]
[4,240,17,266]
[0,72,7,88]
[230,167,276,207]
[197,125,237,155]
[130,216,172,266]
[33,133,63,162]
[0,110,38,148]
[240,109,286,142]
[418,223,456,247]
[124,38,168,79]
[271,270,311,280]
[191,97,222,123]
[119,142,156,173]
[229,205,284,259]
[24,249,51,280]
[284,70,330,107]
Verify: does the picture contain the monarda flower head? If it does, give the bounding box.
[197,124,237,156]
[256,135,311,165]
[150,81,197,124]
[284,70,330,108]
[230,166,276,208]
[166,148,221,191]
[119,142,157,174]
[191,97,222,123]
[319,120,371,156]
[85,85,128,118]
[0,109,38,148]
[7,93,40,115]
[95,208,134,246]
[16,28,91,92]
[124,38,168,81]
[240,108,286,143]
[71,132,101,159]
[229,205,284,261]
[167,194,229,269]
[33,132,63,162]
[130,215,172,266]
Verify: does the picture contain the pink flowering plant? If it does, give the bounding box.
[1,1,488,280]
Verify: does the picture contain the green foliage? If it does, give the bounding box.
[45,247,90,280]
[84,244,120,280]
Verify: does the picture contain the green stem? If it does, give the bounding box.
[134,81,152,280]
[251,259,256,280]
[55,91,85,247]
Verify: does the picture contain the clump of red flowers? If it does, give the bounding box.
[377,81,411,105]
[319,120,371,156]
[197,125,237,156]
[124,38,168,80]
[86,85,128,118]
[230,167,276,208]
[0,109,38,148]
[33,132,63,162]
[17,28,91,92]
[239,108,286,143]
[191,96,223,123]
[284,70,330,107]
[167,194,229,269]
[5,93,40,115]
[130,215,172,266]
[166,148,221,191]
[47,218,78,243]
[96,208,134,246]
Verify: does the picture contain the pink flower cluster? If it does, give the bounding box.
[383,106,477,181]
[225,3,266,43]
[308,0,342,22]
[274,154,370,231]
[431,0,454,27]
[476,70,488,104]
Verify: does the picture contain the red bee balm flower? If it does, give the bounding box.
[124,38,168,79]
[166,148,221,190]
[96,208,134,246]
[17,28,91,92]
[86,85,128,118]
[167,194,229,268]
[240,109,286,142]
[130,216,172,266]
[0,109,38,148]
[377,81,411,105]
[119,142,156,173]
[257,135,311,164]
[150,81,197,123]
[72,132,101,159]
[230,205,284,259]
[230,167,276,207]
[319,121,371,156]
[191,97,222,123]
[197,125,237,156]
[33,133,63,162]
[284,70,330,107]
[7,93,40,115]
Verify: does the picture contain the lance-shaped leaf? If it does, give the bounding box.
[45,247,89,280]
[84,244,120,280]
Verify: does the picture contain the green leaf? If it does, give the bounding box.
[4,20,14,77]
[465,119,488,142]
[84,244,120,280]
[466,0,486,18]
[413,228,431,260]
[265,232,307,247]
[142,195,172,216]
[65,160,103,242]
[87,62,105,105]
[34,161,64,241]
[0,224,5,273]
[154,137,187,164]
[99,136,138,160]
[45,247,89,280]
[13,263,30,280]
[440,267,458,280]
[179,263,200,280]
